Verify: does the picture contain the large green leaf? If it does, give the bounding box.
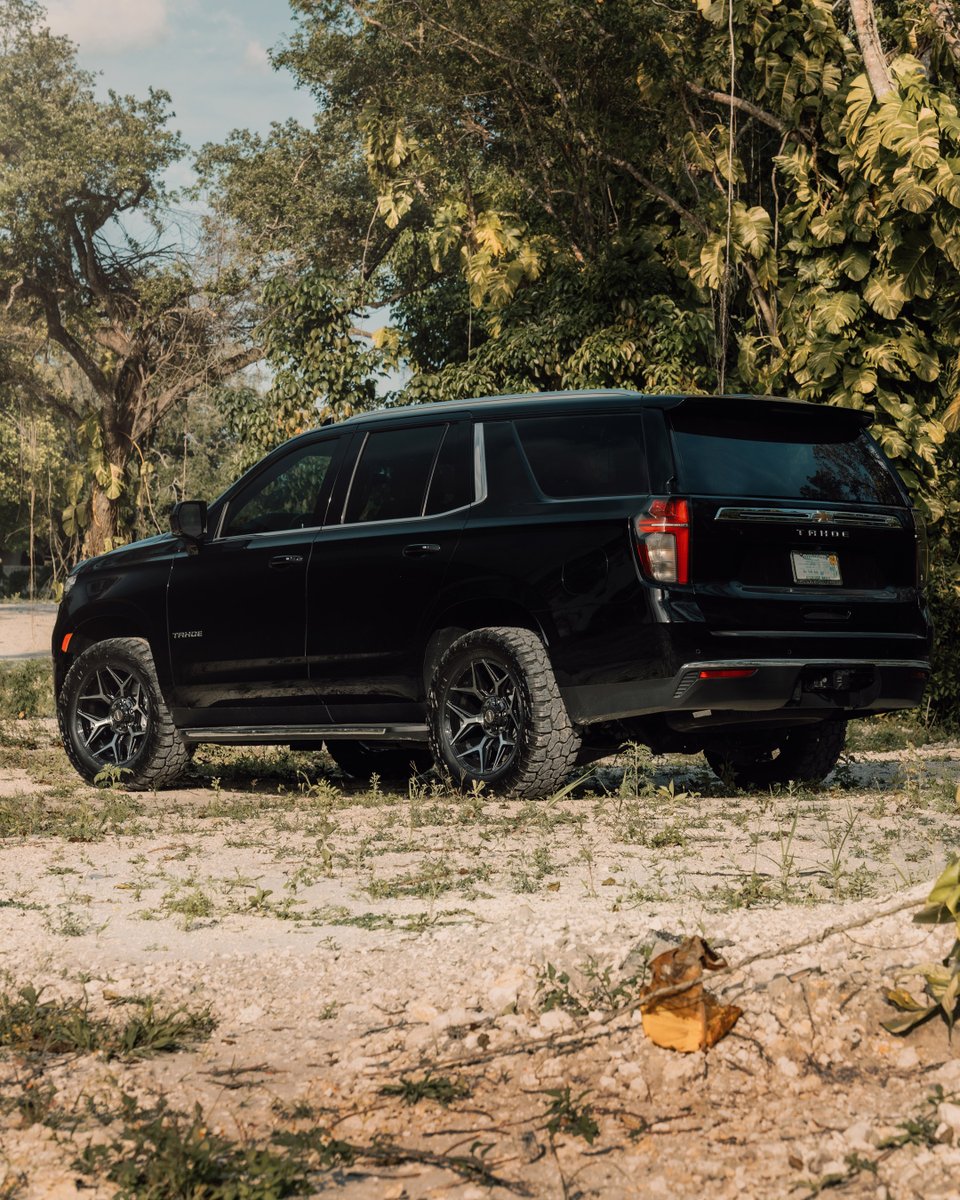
[932,161,960,208]
[891,168,935,213]
[890,240,934,299]
[915,858,960,924]
[843,73,873,141]
[808,211,846,245]
[910,106,941,170]
[876,98,922,159]
[839,245,871,281]
[734,204,773,258]
[863,274,907,319]
[816,291,861,333]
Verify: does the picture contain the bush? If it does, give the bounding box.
[0,659,54,718]
[924,557,960,731]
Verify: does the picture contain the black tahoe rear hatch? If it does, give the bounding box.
[666,397,925,637]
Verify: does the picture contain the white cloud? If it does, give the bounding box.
[243,38,270,74]
[46,0,169,54]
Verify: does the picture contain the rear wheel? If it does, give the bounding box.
[324,740,433,783]
[427,626,581,798]
[58,637,190,789]
[704,720,847,790]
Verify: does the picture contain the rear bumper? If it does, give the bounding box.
[563,657,930,724]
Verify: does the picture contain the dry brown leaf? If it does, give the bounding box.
[638,935,742,1052]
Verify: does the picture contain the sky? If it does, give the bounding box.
[42,0,403,393]
[44,0,317,167]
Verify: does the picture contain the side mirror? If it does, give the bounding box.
[170,501,207,552]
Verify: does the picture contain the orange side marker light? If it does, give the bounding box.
[61,633,73,653]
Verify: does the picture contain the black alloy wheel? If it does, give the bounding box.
[58,637,190,789]
[71,663,149,766]
[428,626,581,798]
[441,655,524,778]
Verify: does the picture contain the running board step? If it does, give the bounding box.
[181,723,429,745]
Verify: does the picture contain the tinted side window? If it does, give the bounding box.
[425,422,474,514]
[514,414,648,498]
[222,440,339,537]
[344,425,444,524]
[669,412,903,505]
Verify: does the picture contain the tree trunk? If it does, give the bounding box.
[82,423,127,559]
[849,0,895,99]
[84,482,119,558]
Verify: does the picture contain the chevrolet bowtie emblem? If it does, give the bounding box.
[813,511,832,522]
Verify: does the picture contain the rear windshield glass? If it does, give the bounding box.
[514,414,647,498]
[669,410,902,505]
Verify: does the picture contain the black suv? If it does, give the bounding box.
[53,390,932,797]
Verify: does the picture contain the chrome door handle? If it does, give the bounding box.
[402,543,441,558]
[269,554,304,568]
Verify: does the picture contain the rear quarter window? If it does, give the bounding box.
[514,413,648,498]
[669,410,903,506]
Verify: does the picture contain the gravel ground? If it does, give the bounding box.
[0,603,57,661]
[0,713,959,1198]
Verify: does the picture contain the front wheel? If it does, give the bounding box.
[58,637,190,789]
[427,626,581,799]
[704,720,847,790]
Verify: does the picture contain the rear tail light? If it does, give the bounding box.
[633,497,690,584]
[911,509,929,585]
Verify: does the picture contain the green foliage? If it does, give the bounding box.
[0,1,257,557]
[542,1087,599,1145]
[883,858,960,1034]
[261,274,381,425]
[925,554,960,727]
[0,660,53,719]
[535,957,643,1016]
[404,252,714,402]
[207,0,717,405]
[77,1094,311,1200]
[0,985,214,1059]
[379,1072,471,1106]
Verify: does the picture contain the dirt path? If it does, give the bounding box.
[0,602,57,660]
[1,721,959,1197]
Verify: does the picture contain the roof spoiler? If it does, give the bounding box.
[664,394,872,428]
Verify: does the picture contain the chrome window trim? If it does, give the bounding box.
[338,429,369,524]
[335,420,481,530]
[211,421,483,544]
[474,421,488,505]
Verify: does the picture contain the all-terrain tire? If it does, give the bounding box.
[324,740,434,783]
[704,720,848,790]
[57,637,190,789]
[427,626,581,799]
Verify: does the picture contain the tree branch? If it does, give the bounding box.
[131,343,263,442]
[850,0,895,99]
[35,288,112,398]
[582,139,711,236]
[685,82,791,136]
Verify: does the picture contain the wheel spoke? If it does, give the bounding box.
[443,654,522,779]
[449,715,483,746]
[71,661,149,768]
[490,734,514,772]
